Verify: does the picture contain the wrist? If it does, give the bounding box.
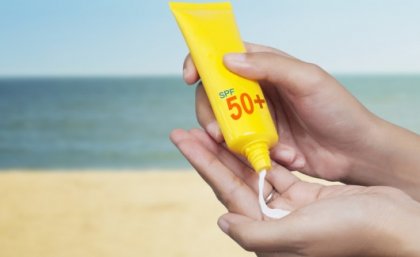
[343,115,391,183]
[344,116,420,200]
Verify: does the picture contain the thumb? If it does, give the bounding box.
[223,52,332,98]
[217,212,302,253]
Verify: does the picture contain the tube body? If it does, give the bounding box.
[170,2,278,172]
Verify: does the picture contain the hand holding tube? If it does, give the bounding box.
[183,43,420,201]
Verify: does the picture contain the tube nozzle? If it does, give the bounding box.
[244,142,271,172]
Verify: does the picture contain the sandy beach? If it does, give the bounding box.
[0,170,337,257]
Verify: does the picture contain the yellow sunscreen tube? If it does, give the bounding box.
[170,2,278,172]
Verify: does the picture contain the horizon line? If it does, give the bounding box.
[1,72,420,79]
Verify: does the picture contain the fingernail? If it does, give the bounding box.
[277,149,294,163]
[292,157,306,169]
[224,53,247,64]
[217,218,230,233]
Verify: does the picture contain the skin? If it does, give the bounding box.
[173,43,420,256]
[170,128,420,257]
[182,43,420,201]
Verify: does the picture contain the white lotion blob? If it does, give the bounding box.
[258,169,290,219]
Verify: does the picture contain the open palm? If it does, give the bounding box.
[170,128,418,257]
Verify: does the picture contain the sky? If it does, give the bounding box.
[1,0,420,76]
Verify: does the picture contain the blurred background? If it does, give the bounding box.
[0,1,419,257]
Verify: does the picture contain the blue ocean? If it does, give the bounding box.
[0,75,419,170]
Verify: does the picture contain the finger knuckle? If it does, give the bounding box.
[301,63,329,88]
